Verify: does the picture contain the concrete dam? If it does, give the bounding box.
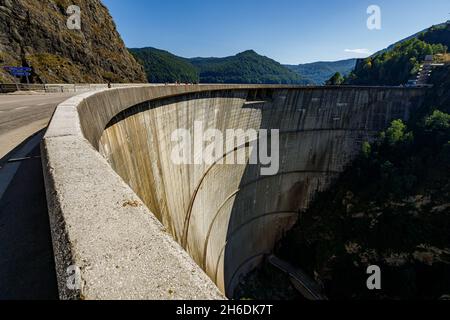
[42,85,426,299]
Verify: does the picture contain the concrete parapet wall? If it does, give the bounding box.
[42,85,235,300]
[42,84,426,299]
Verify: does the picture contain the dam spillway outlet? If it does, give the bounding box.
[170,122,280,176]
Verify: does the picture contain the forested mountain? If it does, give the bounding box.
[285,59,356,85]
[421,22,450,49]
[127,22,450,87]
[347,22,449,86]
[190,50,310,85]
[130,48,311,85]
[373,21,450,56]
[129,47,199,83]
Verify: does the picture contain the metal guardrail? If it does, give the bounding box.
[0,83,162,94]
[0,83,45,93]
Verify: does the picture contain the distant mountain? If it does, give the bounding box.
[348,22,450,86]
[130,48,310,85]
[285,59,357,85]
[190,50,310,85]
[129,47,199,83]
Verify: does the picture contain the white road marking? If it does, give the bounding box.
[14,106,30,111]
[0,132,43,200]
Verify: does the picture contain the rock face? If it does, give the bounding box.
[0,0,146,83]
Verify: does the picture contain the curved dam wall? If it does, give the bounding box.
[77,86,425,297]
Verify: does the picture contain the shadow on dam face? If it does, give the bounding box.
[97,87,425,297]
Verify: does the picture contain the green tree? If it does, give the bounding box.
[362,141,372,158]
[326,72,344,85]
[425,110,450,130]
[383,120,413,146]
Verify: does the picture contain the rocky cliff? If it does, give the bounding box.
[0,0,146,83]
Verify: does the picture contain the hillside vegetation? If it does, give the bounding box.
[0,0,146,83]
[130,47,312,85]
[420,23,450,49]
[348,23,449,86]
[190,50,310,85]
[130,47,199,83]
[277,66,450,299]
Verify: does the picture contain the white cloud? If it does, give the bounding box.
[344,48,372,55]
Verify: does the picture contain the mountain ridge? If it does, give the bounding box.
[128,47,357,85]
[190,49,310,85]
[373,21,450,56]
[130,47,198,83]
[285,59,357,85]
[348,21,449,86]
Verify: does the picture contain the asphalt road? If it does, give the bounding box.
[0,93,74,159]
[0,93,74,300]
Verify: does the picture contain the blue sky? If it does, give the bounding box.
[102,0,450,64]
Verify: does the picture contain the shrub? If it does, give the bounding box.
[384,120,414,146]
[425,110,450,131]
[326,72,344,85]
[362,141,372,158]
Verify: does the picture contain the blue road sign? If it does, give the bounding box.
[4,67,32,72]
[12,72,31,77]
[4,66,32,77]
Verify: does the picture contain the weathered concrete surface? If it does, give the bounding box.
[97,86,426,296]
[42,85,226,300]
[43,85,426,299]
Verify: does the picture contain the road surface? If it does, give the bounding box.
[0,93,74,159]
[0,93,74,299]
